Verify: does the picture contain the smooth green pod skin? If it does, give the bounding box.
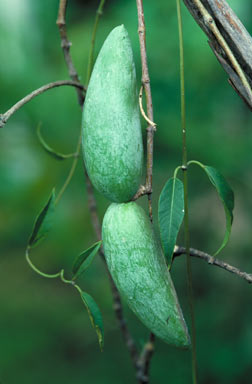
[102,202,190,347]
[82,25,143,203]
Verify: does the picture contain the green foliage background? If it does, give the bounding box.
[0,0,252,383]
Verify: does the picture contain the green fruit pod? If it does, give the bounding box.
[82,25,143,203]
[102,202,190,347]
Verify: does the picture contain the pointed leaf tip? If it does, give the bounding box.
[158,178,184,267]
[204,166,234,255]
[205,166,234,220]
[28,189,55,248]
[80,291,104,350]
[72,241,101,279]
[188,161,235,255]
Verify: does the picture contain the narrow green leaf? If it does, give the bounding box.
[72,241,101,278]
[28,189,55,248]
[204,166,234,256]
[37,124,76,160]
[80,291,104,350]
[158,178,184,268]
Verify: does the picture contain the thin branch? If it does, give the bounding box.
[139,86,157,129]
[174,246,252,284]
[192,0,252,105]
[37,122,79,160]
[136,333,155,384]
[136,1,156,382]
[56,0,84,105]
[84,168,139,367]
[0,80,85,128]
[132,185,149,201]
[182,0,252,109]
[136,0,155,222]
[108,270,139,367]
[86,0,106,83]
[55,133,82,205]
[85,170,102,241]
[55,1,86,202]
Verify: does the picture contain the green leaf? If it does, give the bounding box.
[28,189,55,248]
[37,123,76,160]
[80,291,104,350]
[204,166,234,256]
[158,178,184,268]
[72,241,101,279]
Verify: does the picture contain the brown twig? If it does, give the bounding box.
[0,80,85,128]
[106,260,139,368]
[182,0,252,109]
[56,0,84,106]
[132,185,148,201]
[55,0,86,202]
[85,170,102,241]
[55,133,82,205]
[174,246,252,284]
[136,1,156,382]
[139,86,157,129]
[192,0,252,105]
[137,333,155,384]
[86,0,106,83]
[136,0,155,223]
[56,0,139,373]
[85,168,139,367]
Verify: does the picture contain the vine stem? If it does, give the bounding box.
[55,132,82,205]
[26,247,84,300]
[136,0,155,222]
[55,0,105,205]
[37,122,78,159]
[26,247,62,279]
[57,0,84,106]
[56,0,85,205]
[0,80,85,129]
[136,1,156,382]
[86,0,106,83]
[176,1,197,383]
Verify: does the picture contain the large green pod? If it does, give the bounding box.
[82,25,143,203]
[102,202,190,347]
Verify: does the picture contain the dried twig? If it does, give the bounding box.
[55,0,85,201]
[86,0,106,82]
[56,0,84,105]
[183,0,252,109]
[107,265,139,368]
[137,333,155,384]
[193,0,252,104]
[0,80,84,129]
[136,0,156,223]
[174,246,252,284]
[136,0,156,382]
[85,168,139,366]
[139,86,157,129]
[132,185,148,201]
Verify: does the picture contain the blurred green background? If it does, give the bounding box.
[0,0,252,383]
